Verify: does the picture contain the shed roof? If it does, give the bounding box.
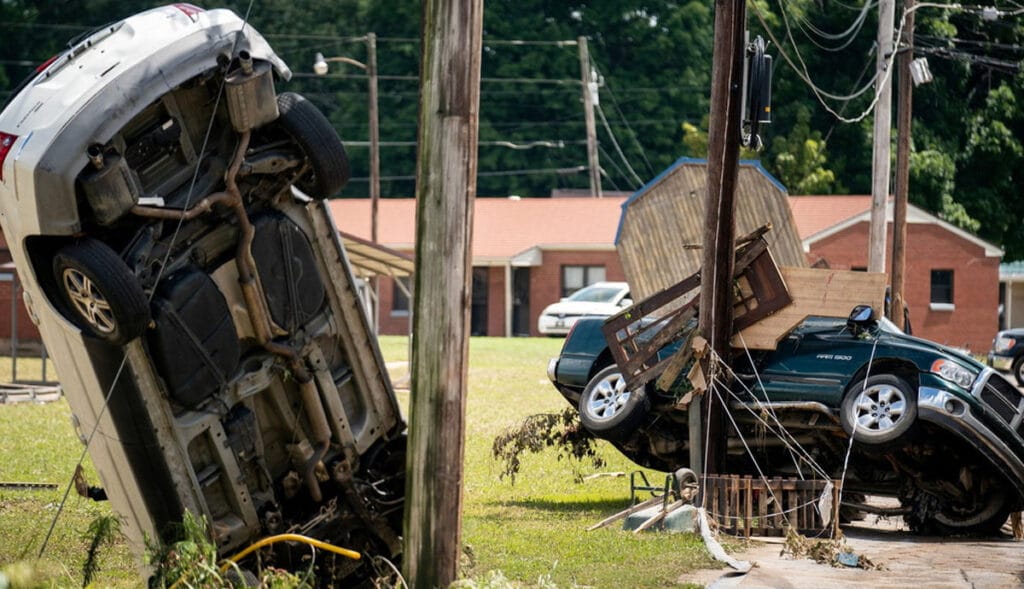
[614,157,807,299]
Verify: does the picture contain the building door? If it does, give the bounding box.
[471,267,489,336]
[512,267,530,336]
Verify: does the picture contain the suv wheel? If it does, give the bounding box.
[52,239,150,345]
[840,374,917,445]
[578,365,648,441]
[275,92,350,199]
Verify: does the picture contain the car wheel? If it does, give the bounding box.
[908,478,1010,536]
[275,91,350,199]
[1013,356,1024,387]
[52,239,149,345]
[578,365,649,441]
[840,374,917,445]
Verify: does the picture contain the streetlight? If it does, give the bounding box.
[313,33,380,245]
[315,34,382,333]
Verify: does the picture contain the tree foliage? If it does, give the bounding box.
[2,0,1024,256]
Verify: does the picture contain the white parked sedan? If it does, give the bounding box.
[537,281,631,336]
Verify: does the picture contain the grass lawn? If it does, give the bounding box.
[0,338,714,587]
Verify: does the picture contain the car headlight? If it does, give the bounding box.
[995,335,1016,353]
[930,359,976,389]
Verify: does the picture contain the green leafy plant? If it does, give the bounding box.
[82,514,121,587]
[491,408,605,484]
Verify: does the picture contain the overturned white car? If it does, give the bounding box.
[0,5,405,582]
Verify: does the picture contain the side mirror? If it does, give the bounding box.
[847,305,876,333]
[619,298,633,307]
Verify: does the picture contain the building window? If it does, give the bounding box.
[930,269,954,311]
[392,276,412,316]
[562,265,605,298]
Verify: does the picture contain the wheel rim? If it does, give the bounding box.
[585,372,631,422]
[62,268,116,334]
[1017,361,1024,383]
[851,382,907,433]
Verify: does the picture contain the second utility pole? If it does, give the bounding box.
[578,37,602,197]
[869,0,896,272]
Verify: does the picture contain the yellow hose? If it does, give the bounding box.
[219,533,361,574]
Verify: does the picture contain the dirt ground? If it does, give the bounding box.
[684,513,1024,588]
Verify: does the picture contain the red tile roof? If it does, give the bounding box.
[328,196,627,259]
[787,195,871,239]
[329,194,895,259]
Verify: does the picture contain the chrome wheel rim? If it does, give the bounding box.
[62,268,116,334]
[852,382,907,433]
[585,372,631,422]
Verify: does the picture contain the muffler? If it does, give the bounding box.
[225,51,279,132]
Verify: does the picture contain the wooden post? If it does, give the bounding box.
[578,37,602,197]
[697,0,747,483]
[403,0,483,587]
[892,0,914,330]
[869,0,896,273]
[367,32,381,333]
[367,32,380,243]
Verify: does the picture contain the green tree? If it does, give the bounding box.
[770,107,836,194]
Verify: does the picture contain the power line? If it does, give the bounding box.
[783,0,876,52]
[595,103,644,188]
[591,61,657,177]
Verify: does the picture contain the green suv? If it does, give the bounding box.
[548,306,1024,534]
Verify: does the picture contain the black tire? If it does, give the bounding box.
[275,91,350,199]
[52,239,149,345]
[578,365,649,441]
[907,477,1011,536]
[1013,356,1024,387]
[840,374,917,445]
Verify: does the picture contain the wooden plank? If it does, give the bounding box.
[586,496,662,531]
[734,266,887,350]
[757,483,767,536]
[773,477,783,531]
[744,476,753,538]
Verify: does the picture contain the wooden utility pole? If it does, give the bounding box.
[869,0,896,272]
[367,32,381,333]
[367,32,380,244]
[578,37,602,197]
[694,0,747,481]
[403,0,482,586]
[892,0,914,330]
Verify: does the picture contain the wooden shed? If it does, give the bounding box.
[615,158,807,299]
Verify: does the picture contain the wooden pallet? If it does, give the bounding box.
[601,235,791,393]
[704,474,840,538]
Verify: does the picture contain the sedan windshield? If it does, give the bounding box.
[567,285,626,303]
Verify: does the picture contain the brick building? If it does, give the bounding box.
[790,195,1002,352]
[0,193,1001,349]
[329,196,628,336]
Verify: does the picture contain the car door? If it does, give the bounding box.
[749,318,858,404]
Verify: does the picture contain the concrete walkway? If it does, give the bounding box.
[685,517,1024,588]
